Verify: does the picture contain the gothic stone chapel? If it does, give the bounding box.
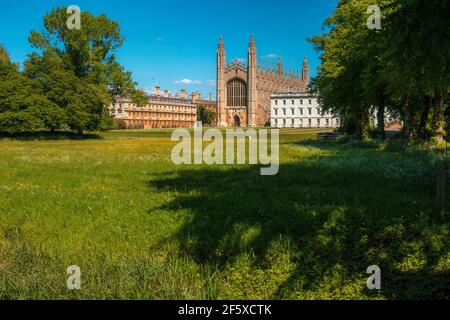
[216,35,309,127]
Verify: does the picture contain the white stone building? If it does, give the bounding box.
[270,93,340,128]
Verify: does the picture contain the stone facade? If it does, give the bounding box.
[110,87,198,128]
[217,35,309,127]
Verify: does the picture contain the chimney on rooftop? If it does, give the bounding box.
[155,86,160,97]
[191,92,199,103]
[163,90,169,98]
[209,93,213,101]
[181,89,187,99]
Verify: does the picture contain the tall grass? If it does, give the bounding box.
[0,129,448,299]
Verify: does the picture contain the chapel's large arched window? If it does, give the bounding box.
[227,79,247,107]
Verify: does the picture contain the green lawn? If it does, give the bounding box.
[0,128,449,299]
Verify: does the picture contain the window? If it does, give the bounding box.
[291,100,295,105]
[308,119,312,126]
[336,118,340,125]
[274,119,277,125]
[274,109,278,116]
[283,109,286,115]
[317,119,320,126]
[275,100,278,106]
[309,99,312,105]
[283,119,286,126]
[300,99,303,105]
[299,108,303,115]
[227,79,247,106]
[291,108,295,115]
[308,108,312,115]
[326,118,329,125]
[317,107,320,114]
[283,100,286,106]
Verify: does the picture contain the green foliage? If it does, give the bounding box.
[99,113,115,131]
[197,106,215,125]
[0,69,64,133]
[130,89,149,107]
[0,7,143,134]
[0,45,18,77]
[28,7,140,100]
[25,7,138,133]
[0,111,42,133]
[310,0,450,141]
[0,44,10,64]
[29,8,123,80]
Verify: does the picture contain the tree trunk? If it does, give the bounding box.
[402,97,412,142]
[433,91,445,144]
[418,95,431,140]
[357,109,370,140]
[377,104,385,141]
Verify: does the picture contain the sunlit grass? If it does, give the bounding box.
[0,128,448,299]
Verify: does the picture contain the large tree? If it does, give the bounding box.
[0,64,64,133]
[309,0,391,139]
[382,0,450,141]
[310,0,449,142]
[26,7,146,133]
[24,51,108,133]
[197,106,215,126]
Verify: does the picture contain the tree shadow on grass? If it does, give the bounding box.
[0,131,103,141]
[148,149,450,299]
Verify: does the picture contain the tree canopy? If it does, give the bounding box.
[310,0,450,142]
[0,44,10,64]
[0,7,144,134]
[197,106,215,126]
[0,66,63,133]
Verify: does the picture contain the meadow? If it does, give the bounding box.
[0,128,449,299]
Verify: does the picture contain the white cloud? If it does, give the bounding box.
[262,54,278,59]
[206,80,215,86]
[233,58,246,63]
[174,79,203,85]
[144,88,154,95]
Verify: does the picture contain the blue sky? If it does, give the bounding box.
[0,0,337,98]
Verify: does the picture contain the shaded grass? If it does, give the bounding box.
[0,128,448,299]
[0,131,102,141]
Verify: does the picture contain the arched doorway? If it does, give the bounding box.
[233,115,241,127]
